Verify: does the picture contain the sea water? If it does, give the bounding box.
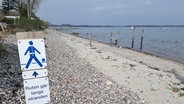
[59,26,184,64]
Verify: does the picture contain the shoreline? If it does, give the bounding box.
[65,31,184,65]
[48,29,184,104]
[59,26,184,64]
[1,29,184,103]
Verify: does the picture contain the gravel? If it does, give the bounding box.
[0,35,25,104]
[0,31,144,104]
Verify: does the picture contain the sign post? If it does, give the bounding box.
[16,31,50,104]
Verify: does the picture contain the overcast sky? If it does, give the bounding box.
[1,0,184,25]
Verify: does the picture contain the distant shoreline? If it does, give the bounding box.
[51,24,184,28]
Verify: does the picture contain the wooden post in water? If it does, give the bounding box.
[140,29,144,50]
[89,33,92,47]
[131,26,135,48]
[110,32,112,45]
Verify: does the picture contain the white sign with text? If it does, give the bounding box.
[16,32,50,104]
[24,77,50,104]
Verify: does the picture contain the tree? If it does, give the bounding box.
[26,0,43,19]
[1,0,47,31]
[1,0,43,19]
[1,0,19,15]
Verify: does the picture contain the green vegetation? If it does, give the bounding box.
[179,93,184,97]
[5,18,14,24]
[170,87,180,93]
[0,0,48,53]
[15,17,48,31]
[168,84,184,97]
[1,0,48,32]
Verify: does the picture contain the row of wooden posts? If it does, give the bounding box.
[88,27,145,50]
[131,27,144,50]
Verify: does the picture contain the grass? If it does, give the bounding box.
[179,93,184,97]
[171,87,180,93]
[168,84,184,97]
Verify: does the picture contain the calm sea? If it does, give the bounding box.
[57,26,184,64]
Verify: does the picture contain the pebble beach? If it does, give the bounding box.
[0,29,184,104]
[0,30,143,104]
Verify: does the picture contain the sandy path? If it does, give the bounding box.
[47,29,184,104]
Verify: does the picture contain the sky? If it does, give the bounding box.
[1,0,184,25]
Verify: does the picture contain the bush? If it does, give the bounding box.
[5,18,14,24]
[16,17,48,31]
[16,17,33,31]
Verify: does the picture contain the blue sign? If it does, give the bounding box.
[17,39,47,70]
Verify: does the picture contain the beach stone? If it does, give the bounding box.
[0,31,144,104]
[106,80,113,85]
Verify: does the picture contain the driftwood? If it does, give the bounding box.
[0,22,11,35]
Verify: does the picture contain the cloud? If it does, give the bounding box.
[89,0,152,14]
[90,3,127,13]
[144,0,152,5]
[93,6,125,12]
[36,0,184,25]
[93,6,110,11]
[0,0,2,6]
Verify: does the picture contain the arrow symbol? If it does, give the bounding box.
[32,71,39,77]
